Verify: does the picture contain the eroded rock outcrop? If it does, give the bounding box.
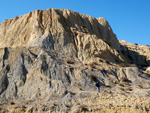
[0,9,150,113]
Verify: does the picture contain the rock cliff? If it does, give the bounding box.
[0,9,150,113]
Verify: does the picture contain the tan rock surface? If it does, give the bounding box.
[0,9,150,113]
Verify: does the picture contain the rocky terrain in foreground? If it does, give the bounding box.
[0,9,150,113]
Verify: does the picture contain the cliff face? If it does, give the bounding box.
[0,9,150,113]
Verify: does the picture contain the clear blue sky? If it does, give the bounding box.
[0,0,150,45]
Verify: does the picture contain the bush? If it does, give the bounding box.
[9,101,15,105]
[67,60,75,64]
[89,75,97,82]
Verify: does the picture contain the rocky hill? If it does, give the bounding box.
[0,9,150,113]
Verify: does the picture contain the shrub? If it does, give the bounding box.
[89,75,97,82]
[80,105,88,112]
[9,101,15,105]
[67,60,75,64]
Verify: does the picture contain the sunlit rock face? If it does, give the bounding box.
[0,9,150,113]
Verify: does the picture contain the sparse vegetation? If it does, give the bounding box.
[67,59,75,64]
[121,77,131,82]
[79,105,88,112]
[125,87,133,91]
[99,59,103,62]
[89,74,97,82]
[9,101,15,105]
[90,64,96,68]
[79,88,83,90]
[120,87,125,91]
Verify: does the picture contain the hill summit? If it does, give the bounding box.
[0,9,150,113]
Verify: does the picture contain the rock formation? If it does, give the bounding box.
[0,9,150,113]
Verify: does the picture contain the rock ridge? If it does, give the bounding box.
[0,8,150,113]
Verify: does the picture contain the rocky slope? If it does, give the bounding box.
[0,9,150,113]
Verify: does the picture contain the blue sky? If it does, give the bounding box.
[0,0,149,45]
